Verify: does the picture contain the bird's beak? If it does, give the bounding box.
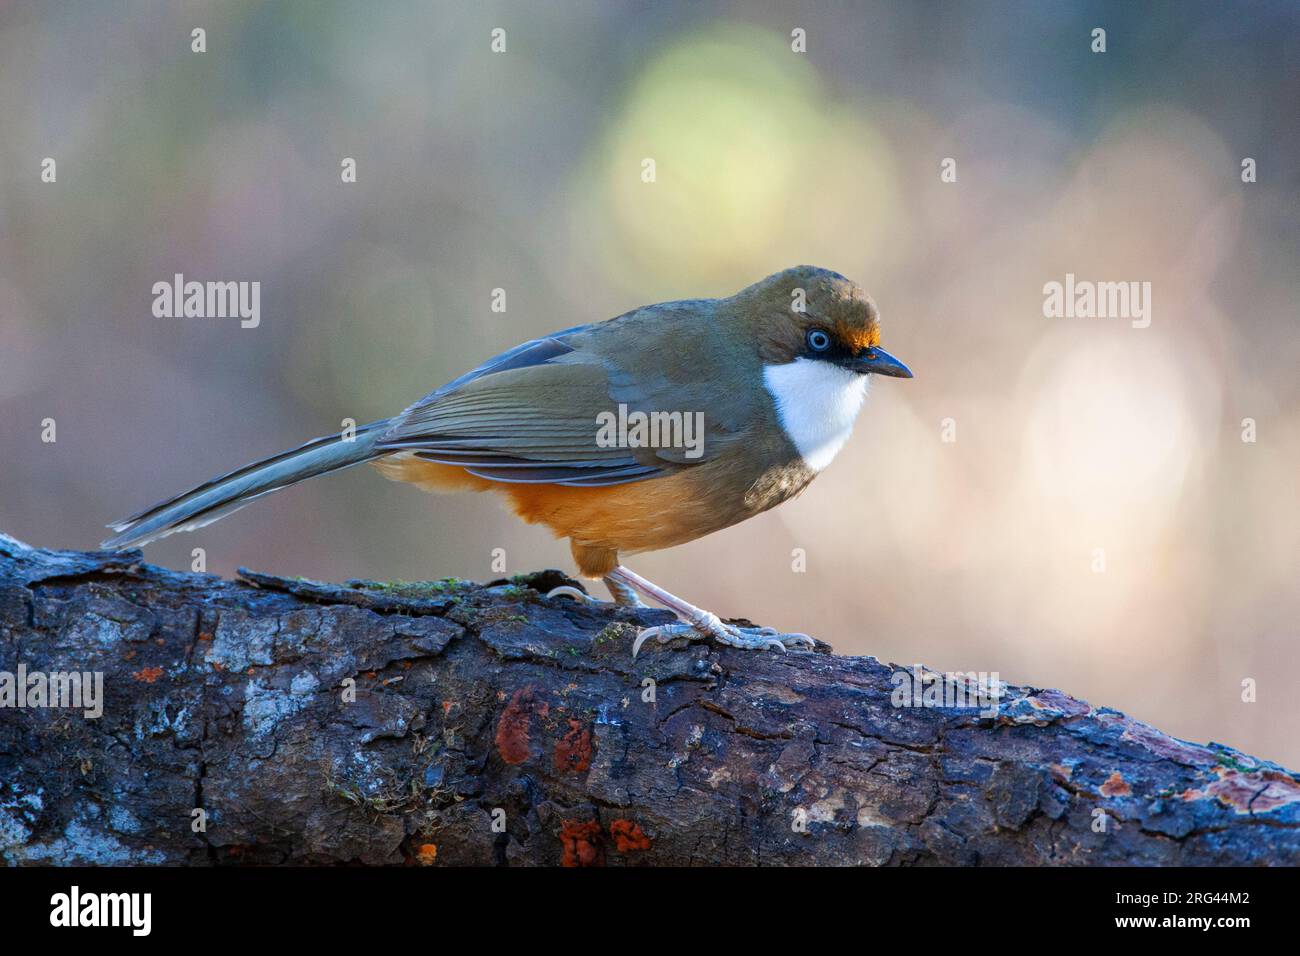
[851,346,913,378]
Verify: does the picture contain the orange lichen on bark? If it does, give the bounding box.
[132,666,164,683]
[1100,771,1131,798]
[554,719,594,774]
[560,820,603,867]
[609,819,652,852]
[495,686,535,765]
[1182,767,1300,814]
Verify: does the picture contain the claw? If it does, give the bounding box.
[546,585,594,604]
[631,622,690,657]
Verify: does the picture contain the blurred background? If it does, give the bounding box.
[1,2,1297,764]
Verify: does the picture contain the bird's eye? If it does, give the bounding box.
[806,328,831,352]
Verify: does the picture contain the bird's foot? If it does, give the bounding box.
[632,609,815,657]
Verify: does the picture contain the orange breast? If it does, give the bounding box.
[371,453,732,576]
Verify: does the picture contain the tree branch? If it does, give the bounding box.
[1,532,1297,865]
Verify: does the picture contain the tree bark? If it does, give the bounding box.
[1,531,1297,866]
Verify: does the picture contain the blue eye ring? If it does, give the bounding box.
[806,328,831,352]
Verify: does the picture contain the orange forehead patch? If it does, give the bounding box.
[837,323,881,352]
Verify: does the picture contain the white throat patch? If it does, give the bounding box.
[763,358,869,471]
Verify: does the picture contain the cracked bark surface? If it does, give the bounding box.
[2,532,1298,866]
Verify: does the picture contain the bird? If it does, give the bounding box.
[103,265,911,655]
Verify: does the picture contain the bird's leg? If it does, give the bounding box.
[545,574,645,607]
[604,565,815,657]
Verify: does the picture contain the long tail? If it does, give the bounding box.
[102,420,391,549]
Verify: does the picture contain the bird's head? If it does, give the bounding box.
[726,266,911,471]
[735,265,912,380]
